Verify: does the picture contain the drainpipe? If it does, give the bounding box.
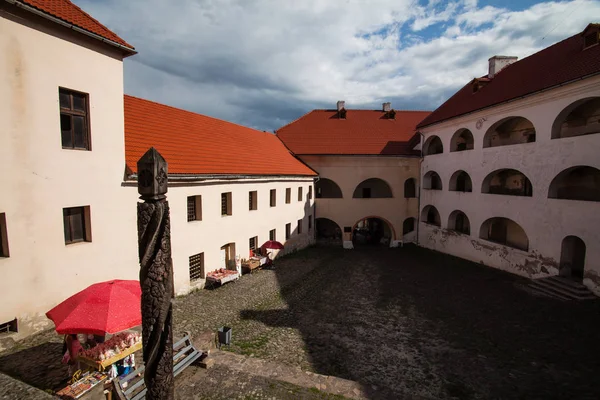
[416,132,425,246]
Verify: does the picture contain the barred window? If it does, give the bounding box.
[249,236,258,251]
[187,196,202,222]
[222,192,232,216]
[249,191,258,211]
[189,252,205,282]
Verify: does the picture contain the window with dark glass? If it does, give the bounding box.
[59,88,90,150]
[298,187,303,201]
[286,188,291,204]
[269,229,276,241]
[286,223,291,239]
[308,186,313,199]
[297,219,303,234]
[63,206,91,244]
[270,189,276,207]
[249,236,258,251]
[0,213,9,257]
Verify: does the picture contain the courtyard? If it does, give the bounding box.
[2,244,600,399]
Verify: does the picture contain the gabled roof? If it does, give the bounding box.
[12,0,134,51]
[276,109,430,156]
[124,95,316,177]
[417,24,600,128]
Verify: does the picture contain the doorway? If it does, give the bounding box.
[220,243,236,270]
[559,236,586,281]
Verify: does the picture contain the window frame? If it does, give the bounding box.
[270,189,277,207]
[269,229,276,241]
[187,195,202,222]
[63,206,91,245]
[298,187,303,202]
[249,236,258,252]
[189,252,205,282]
[249,191,258,211]
[297,219,303,234]
[59,88,91,151]
[221,192,233,216]
[0,318,18,334]
[0,213,9,257]
[308,185,313,199]
[285,223,291,239]
[286,188,291,204]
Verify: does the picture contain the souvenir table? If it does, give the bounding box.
[206,268,240,286]
[78,331,142,372]
[56,371,107,399]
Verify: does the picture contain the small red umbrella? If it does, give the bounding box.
[261,240,284,250]
[46,279,141,335]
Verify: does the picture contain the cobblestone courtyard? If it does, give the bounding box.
[2,245,600,399]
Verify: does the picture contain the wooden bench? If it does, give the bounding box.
[113,334,202,400]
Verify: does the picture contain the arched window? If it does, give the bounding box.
[423,171,442,190]
[548,166,600,202]
[404,178,416,198]
[482,169,532,197]
[552,97,600,139]
[403,217,416,234]
[423,136,443,155]
[483,117,536,148]
[353,178,393,198]
[450,129,474,152]
[421,205,441,227]
[316,178,343,198]
[449,170,472,192]
[479,217,528,251]
[448,210,470,235]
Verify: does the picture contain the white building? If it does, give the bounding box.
[417,24,600,295]
[0,0,315,348]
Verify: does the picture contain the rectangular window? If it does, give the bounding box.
[0,319,18,334]
[285,188,291,204]
[249,191,258,211]
[249,236,258,252]
[297,219,303,234]
[189,252,205,282]
[362,187,372,198]
[221,192,232,216]
[0,213,9,257]
[286,223,291,240]
[269,229,276,241]
[59,88,90,150]
[63,206,91,245]
[270,189,276,207]
[298,187,303,201]
[308,215,312,230]
[187,195,202,222]
[308,186,312,199]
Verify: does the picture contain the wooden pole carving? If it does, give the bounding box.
[137,148,174,400]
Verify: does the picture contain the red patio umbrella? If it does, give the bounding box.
[46,279,141,335]
[260,240,284,250]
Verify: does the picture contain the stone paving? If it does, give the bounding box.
[0,372,54,400]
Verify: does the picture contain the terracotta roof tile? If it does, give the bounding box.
[418,24,600,128]
[276,109,430,155]
[124,95,316,177]
[17,0,134,50]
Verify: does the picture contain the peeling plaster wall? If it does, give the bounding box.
[419,76,600,294]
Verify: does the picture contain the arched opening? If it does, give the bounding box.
[423,135,443,155]
[552,97,600,139]
[316,178,343,198]
[482,169,532,197]
[316,218,342,246]
[483,117,536,148]
[479,217,528,251]
[352,217,394,246]
[548,166,600,202]
[448,210,470,235]
[403,217,416,235]
[353,178,393,198]
[404,178,416,198]
[423,171,442,190]
[421,205,441,227]
[450,129,474,152]
[449,170,472,192]
[220,242,237,269]
[559,236,586,281]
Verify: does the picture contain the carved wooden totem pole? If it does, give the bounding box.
[137,148,174,399]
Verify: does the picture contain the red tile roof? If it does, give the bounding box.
[417,24,600,128]
[124,95,316,177]
[16,0,134,50]
[276,109,430,155]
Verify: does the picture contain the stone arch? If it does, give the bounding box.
[449,170,472,192]
[423,171,442,190]
[450,128,474,152]
[448,210,470,235]
[403,217,416,235]
[552,97,600,139]
[353,178,393,198]
[421,205,441,227]
[423,135,443,155]
[404,178,416,198]
[481,169,532,197]
[479,217,528,251]
[315,217,342,245]
[483,116,536,148]
[559,236,586,281]
[548,166,600,202]
[316,178,343,198]
[352,216,396,245]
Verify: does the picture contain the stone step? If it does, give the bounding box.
[529,277,597,301]
[526,283,572,301]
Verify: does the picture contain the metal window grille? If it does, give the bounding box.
[189,252,204,281]
[249,236,257,251]
[187,196,196,221]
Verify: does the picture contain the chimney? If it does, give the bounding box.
[336,100,346,111]
[488,56,517,78]
[382,102,391,112]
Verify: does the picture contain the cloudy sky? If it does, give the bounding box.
[76,0,598,131]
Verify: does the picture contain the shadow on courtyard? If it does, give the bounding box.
[241,245,600,399]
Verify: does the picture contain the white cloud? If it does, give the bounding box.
[76,0,600,130]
